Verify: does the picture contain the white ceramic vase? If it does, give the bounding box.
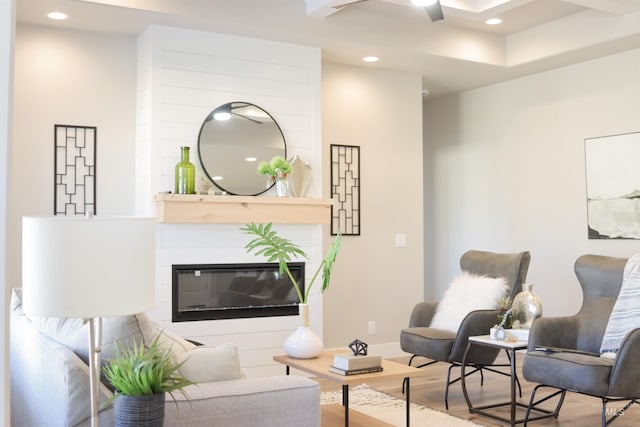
[283,303,324,359]
[287,155,312,197]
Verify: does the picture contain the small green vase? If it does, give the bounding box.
[497,312,513,329]
[175,146,195,194]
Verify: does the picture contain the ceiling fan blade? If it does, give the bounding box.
[424,1,444,22]
[231,112,263,124]
[332,0,369,9]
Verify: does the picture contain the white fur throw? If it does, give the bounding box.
[430,272,508,332]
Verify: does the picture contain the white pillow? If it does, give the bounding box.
[430,272,508,332]
[177,343,244,383]
[600,253,640,356]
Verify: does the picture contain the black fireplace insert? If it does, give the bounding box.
[172,262,305,322]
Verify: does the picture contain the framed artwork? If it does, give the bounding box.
[54,124,97,216]
[330,144,360,235]
[585,131,640,239]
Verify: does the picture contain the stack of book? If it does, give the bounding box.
[329,353,383,376]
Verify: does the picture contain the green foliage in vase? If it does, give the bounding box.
[257,156,292,176]
[497,296,512,312]
[102,333,194,403]
[241,222,341,304]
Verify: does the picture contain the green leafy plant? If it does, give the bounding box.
[257,156,292,177]
[102,333,194,403]
[241,222,342,304]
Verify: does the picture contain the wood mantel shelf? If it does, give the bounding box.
[154,194,333,224]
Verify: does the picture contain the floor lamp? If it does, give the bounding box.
[21,216,156,427]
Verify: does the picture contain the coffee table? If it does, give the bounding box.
[274,351,423,427]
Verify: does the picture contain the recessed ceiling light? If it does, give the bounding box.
[411,0,438,6]
[47,12,68,20]
[362,56,379,63]
[485,18,502,25]
[245,157,257,162]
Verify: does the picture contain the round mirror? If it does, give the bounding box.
[197,102,286,195]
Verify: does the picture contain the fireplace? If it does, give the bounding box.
[172,262,305,322]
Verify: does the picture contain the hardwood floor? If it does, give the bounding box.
[317,353,640,427]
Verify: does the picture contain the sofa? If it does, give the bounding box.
[10,289,320,427]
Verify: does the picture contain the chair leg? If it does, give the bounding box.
[402,356,437,393]
[523,384,566,427]
[445,363,482,410]
[603,398,638,426]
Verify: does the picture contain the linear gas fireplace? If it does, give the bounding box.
[172,262,305,322]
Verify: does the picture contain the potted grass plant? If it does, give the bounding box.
[102,334,194,427]
[241,222,341,358]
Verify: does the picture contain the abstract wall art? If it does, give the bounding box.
[585,131,640,239]
[54,124,97,216]
[330,144,360,236]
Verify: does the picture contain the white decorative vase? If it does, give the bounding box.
[283,303,324,359]
[288,155,312,197]
[512,283,543,329]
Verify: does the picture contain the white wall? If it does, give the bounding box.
[8,25,137,287]
[321,64,424,351]
[136,25,322,212]
[1,0,15,422]
[136,26,324,375]
[423,48,640,316]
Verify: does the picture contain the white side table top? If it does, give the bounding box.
[469,335,528,350]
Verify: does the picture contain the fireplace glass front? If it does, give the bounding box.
[172,262,304,322]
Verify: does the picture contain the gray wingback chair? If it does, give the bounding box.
[522,254,640,426]
[400,249,531,408]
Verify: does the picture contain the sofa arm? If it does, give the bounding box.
[408,301,438,327]
[527,315,580,352]
[164,375,320,427]
[10,308,114,427]
[609,328,640,397]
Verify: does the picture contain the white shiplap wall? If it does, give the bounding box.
[135,25,322,376]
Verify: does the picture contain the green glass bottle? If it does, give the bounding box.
[175,146,195,194]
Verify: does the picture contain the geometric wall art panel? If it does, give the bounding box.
[585,131,640,239]
[54,124,97,216]
[330,144,360,235]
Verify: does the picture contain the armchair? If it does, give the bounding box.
[400,249,531,408]
[522,254,640,426]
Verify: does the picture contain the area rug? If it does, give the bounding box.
[321,384,485,426]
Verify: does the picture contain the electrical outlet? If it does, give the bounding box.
[368,320,376,335]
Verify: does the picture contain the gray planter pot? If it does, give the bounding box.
[114,392,165,427]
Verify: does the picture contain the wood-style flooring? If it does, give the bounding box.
[317,353,640,427]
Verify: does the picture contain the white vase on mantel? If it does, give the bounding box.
[283,303,324,359]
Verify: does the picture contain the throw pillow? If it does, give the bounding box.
[600,253,640,357]
[151,323,195,362]
[430,272,508,332]
[30,311,155,366]
[177,343,244,383]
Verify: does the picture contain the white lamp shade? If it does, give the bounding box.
[22,216,156,319]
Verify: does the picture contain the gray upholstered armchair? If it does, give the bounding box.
[522,254,640,426]
[400,249,531,408]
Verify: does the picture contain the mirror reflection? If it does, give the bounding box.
[197,102,286,195]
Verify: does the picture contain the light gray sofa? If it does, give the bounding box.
[10,289,320,427]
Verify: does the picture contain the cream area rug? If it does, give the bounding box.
[321,384,485,426]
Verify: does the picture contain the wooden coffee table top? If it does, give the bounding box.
[273,350,423,386]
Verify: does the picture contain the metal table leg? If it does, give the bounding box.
[343,384,349,427]
[405,377,411,427]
